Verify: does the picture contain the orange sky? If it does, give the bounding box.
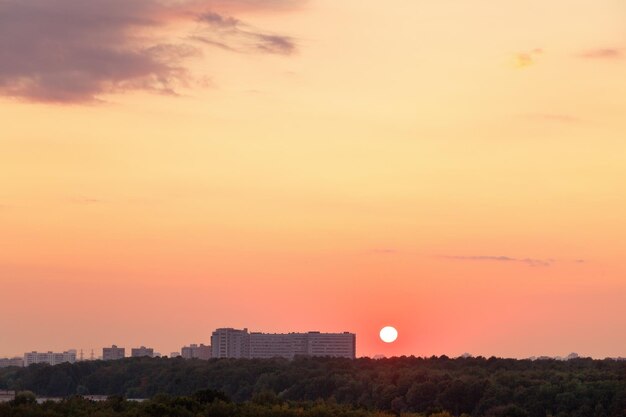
[1,0,625,359]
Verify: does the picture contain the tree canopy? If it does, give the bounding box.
[0,356,624,417]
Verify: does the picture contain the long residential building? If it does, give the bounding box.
[0,357,24,368]
[23,350,77,367]
[211,328,356,359]
[181,344,212,360]
[307,332,357,358]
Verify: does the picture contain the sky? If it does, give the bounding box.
[1,0,625,359]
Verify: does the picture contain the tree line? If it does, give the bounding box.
[2,389,458,417]
[0,356,624,417]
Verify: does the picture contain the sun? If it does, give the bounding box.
[379,326,398,343]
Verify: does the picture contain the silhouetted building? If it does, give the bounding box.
[211,328,356,359]
[23,350,76,366]
[306,331,356,358]
[0,357,23,368]
[102,345,125,361]
[131,346,154,358]
[249,333,294,358]
[181,344,212,360]
[0,391,16,403]
[211,328,249,358]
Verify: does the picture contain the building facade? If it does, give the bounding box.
[181,344,212,360]
[249,333,294,359]
[131,346,154,358]
[0,357,24,368]
[306,332,356,358]
[103,345,125,361]
[23,350,77,367]
[211,328,356,359]
[211,328,250,359]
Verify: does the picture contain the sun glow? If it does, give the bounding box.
[379,326,398,343]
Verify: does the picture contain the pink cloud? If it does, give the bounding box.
[580,48,623,60]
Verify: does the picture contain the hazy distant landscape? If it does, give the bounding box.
[1,356,625,416]
[2,0,625,416]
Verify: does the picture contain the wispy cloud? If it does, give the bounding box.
[371,248,399,255]
[69,196,103,204]
[522,113,582,124]
[192,12,296,55]
[441,255,554,267]
[0,0,302,103]
[579,48,623,60]
[197,0,305,13]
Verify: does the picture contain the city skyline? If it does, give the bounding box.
[1,333,623,361]
[1,0,625,360]
[5,346,622,363]
[0,328,357,363]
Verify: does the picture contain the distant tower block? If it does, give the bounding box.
[103,345,126,361]
[80,349,84,361]
[130,346,155,358]
[90,349,94,361]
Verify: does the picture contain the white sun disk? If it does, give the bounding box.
[379,326,398,343]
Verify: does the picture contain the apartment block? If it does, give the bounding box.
[307,331,356,358]
[131,346,154,358]
[0,357,24,368]
[211,328,356,359]
[23,350,77,367]
[181,344,212,360]
[249,333,297,359]
[211,328,250,359]
[102,345,125,361]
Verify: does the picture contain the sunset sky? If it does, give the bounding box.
[1,0,625,359]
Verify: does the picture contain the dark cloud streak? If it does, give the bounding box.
[0,0,300,103]
[194,11,296,55]
[441,255,554,267]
